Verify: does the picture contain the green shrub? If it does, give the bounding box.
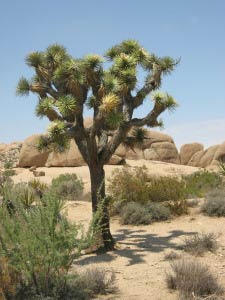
[108,166,150,206]
[202,189,225,217]
[166,259,223,299]
[147,176,186,203]
[183,233,218,256]
[183,170,223,198]
[2,182,36,209]
[51,173,84,200]
[28,178,48,195]
[0,191,88,299]
[120,202,152,225]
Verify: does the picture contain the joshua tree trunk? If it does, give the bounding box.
[89,163,114,251]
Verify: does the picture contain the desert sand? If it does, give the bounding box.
[12,160,225,300]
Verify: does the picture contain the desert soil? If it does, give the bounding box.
[12,160,225,300]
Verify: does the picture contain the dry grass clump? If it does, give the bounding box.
[202,189,225,217]
[164,251,181,261]
[183,233,218,256]
[76,267,116,296]
[166,259,223,300]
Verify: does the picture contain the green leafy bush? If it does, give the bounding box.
[183,170,223,198]
[183,233,218,256]
[0,191,87,299]
[51,173,84,200]
[202,189,225,217]
[166,259,223,299]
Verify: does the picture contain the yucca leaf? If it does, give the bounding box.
[100,93,120,114]
[56,95,77,116]
[35,98,55,118]
[26,52,44,68]
[16,77,30,96]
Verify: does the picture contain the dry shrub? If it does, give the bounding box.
[202,189,225,217]
[166,259,223,299]
[77,267,116,296]
[120,202,152,225]
[183,233,218,256]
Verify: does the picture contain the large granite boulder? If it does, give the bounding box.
[211,142,225,165]
[199,145,220,168]
[45,140,85,167]
[180,143,204,165]
[18,135,49,167]
[144,141,180,164]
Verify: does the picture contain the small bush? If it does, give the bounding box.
[0,191,88,299]
[166,259,223,299]
[146,202,171,221]
[76,268,116,296]
[147,176,186,203]
[120,201,171,225]
[2,182,36,209]
[202,189,225,217]
[183,170,223,198]
[51,173,84,200]
[166,199,188,215]
[120,202,152,225]
[28,178,48,196]
[108,166,150,206]
[183,233,218,256]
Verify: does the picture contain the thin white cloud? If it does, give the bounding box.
[163,118,225,150]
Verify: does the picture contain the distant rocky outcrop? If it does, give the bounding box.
[1,118,224,169]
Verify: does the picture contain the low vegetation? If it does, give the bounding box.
[183,233,218,256]
[109,166,188,224]
[166,259,223,300]
[183,170,223,198]
[50,173,84,200]
[0,187,116,299]
[202,189,225,217]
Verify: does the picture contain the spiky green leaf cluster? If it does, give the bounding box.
[36,98,55,118]
[131,127,147,144]
[56,95,77,116]
[151,91,178,112]
[16,77,30,96]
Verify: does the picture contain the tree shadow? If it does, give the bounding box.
[77,228,197,266]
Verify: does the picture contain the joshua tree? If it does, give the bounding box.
[17,40,178,250]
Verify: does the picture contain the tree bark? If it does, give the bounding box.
[89,163,114,251]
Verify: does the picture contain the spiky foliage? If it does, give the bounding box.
[17,40,179,251]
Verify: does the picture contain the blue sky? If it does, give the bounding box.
[0,0,224,149]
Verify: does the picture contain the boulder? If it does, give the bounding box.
[188,150,204,167]
[125,147,144,160]
[45,140,85,167]
[18,135,49,167]
[212,141,225,165]
[143,130,174,149]
[199,145,220,167]
[180,143,204,165]
[144,142,180,164]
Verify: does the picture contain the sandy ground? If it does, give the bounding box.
[66,201,225,300]
[12,160,225,300]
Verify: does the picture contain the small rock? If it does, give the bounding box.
[33,170,45,177]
